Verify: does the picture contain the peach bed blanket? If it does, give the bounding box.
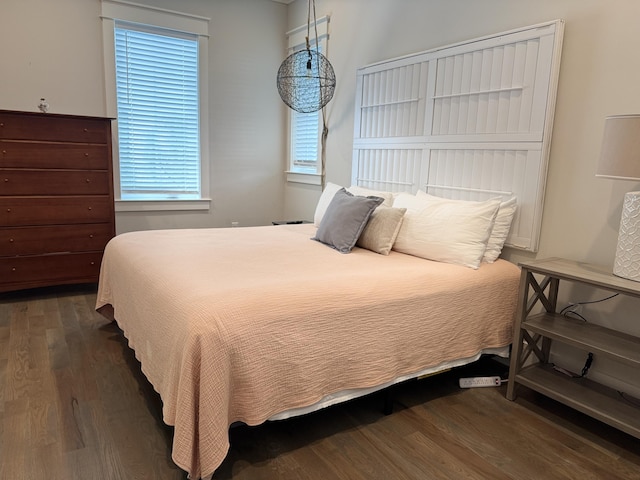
[95,223,520,479]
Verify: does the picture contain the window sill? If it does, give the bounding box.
[115,199,211,212]
[286,171,322,186]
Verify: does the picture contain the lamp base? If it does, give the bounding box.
[613,191,640,282]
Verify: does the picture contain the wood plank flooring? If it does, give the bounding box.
[1,284,639,479]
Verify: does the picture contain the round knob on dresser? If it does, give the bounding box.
[88,206,92,211]
[9,238,14,243]
[89,234,94,238]
[86,179,91,183]
[11,267,16,272]
[6,208,10,213]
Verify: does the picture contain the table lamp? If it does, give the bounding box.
[596,114,640,281]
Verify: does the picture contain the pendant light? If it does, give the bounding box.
[276,0,336,113]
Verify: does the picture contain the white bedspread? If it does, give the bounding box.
[96,224,520,479]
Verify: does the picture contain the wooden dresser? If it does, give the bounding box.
[0,110,115,293]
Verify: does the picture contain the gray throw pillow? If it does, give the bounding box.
[313,188,384,253]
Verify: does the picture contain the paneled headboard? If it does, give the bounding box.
[351,20,564,252]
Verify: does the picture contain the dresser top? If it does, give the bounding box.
[0,109,114,121]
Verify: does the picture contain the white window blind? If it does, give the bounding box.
[292,111,320,171]
[115,22,200,200]
[285,17,329,184]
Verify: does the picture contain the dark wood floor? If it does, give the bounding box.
[1,285,639,480]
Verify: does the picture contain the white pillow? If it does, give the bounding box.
[346,186,394,207]
[314,182,343,226]
[483,196,517,262]
[393,192,500,269]
[356,206,407,255]
[416,191,517,263]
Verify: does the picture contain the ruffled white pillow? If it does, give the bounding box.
[347,186,394,207]
[416,191,517,263]
[393,192,500,269]
[483,196,517,262]
[314,182,343,226]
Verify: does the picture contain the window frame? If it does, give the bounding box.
[284,16,329,186]
[101,0,210,212]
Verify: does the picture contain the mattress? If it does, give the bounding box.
[95,223,520,479]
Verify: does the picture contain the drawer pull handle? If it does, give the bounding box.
[84,153,89,157]
[84,128,88,132]
[9,238,14,243]
[90,262,95,266]
[1,150,6,154]
[11,267,16,272]
[6,208,10,213]
[86,179,91,183]
[89,234,94,238]
[88,207,92,211]
[3,178,7,182]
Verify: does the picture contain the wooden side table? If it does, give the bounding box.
[507,257,640,439]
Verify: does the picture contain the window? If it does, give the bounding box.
[290,85,320,174]
[115,24,199,200]
[101,0,210,211]
[285,17,329,185]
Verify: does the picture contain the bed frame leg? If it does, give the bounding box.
[382,390,394,415]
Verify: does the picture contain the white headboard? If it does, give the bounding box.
[352,20,564,252]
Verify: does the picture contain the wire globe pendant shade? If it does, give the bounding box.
[277,48,336,113]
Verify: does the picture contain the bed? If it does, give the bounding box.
[96,189,521,479]
[93,17,567,475]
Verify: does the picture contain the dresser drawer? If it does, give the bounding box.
[1,169,111,195]
[0,196,113,226]
[0,141,109,170]
[0,112,110,144]
[0,252,103,290]
[0,223,113,256]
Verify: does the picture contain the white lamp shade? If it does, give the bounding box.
[597,114,640,181]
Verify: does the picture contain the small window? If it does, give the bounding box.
[284,17,329,185]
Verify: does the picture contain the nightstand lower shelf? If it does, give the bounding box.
[516,364,640,439]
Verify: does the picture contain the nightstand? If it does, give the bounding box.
[506,257,640,439]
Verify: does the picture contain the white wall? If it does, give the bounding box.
[285,0,640,397]
[2,0,638,396]
[0,0,288,232]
